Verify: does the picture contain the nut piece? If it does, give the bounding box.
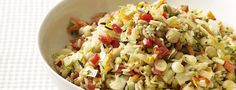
[205,46,217,57]
[154,59,167,71]
[166,28,181,43]
[182,55,197,65]
[172,62,185,73]
[212,57,225,65]
[223,80,236,90]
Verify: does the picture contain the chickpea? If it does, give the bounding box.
[166,28,181,43]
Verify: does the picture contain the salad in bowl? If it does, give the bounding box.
[52,0,236,89]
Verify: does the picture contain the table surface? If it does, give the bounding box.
[0,0,60,89]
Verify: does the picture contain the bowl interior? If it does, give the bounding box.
[39,0,158,72]
[38,0,236,88]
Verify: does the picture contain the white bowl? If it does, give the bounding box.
[38,0,236,90]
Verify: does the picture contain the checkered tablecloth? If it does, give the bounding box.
[0,0,60,89]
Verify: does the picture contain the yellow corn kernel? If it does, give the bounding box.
[206,67,213,72]
[192,77,199,88]
[221,55,231,61]
[130,74,140,82]
[144,56,155,65]
[105,53,113,65]
[153,0,166,8]
[104,64,112,73]
[207,11,216,20]
[137,2,146,8]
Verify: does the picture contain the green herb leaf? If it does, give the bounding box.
[163,5,168,12]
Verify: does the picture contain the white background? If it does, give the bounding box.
[0,0,235,90]
[0,0,60,89]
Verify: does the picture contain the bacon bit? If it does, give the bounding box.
[71,71,80,79]
[133,68,139,74]
[230,34,236,41]
[67,18,88,32]
[110,38,120,48]
[111,24,122,34]
[127,28,132,35]
[99,34,112,44]
[202,24,214,35]
[71,40,80,51]
[86,78,96,90]
[119,64,126,69]
[140,13,153,22]
[179,84,185,90]
[115,64,126,73]
[152,67,162,76]
[153,45,160,55]
[180,5,189,12]
[154,38,164,47]
[70,38,84,51]
[89,53,100,65]
[114,64,126,73]
[162,12,168,19]
[56,61,62,67]
[176,41,181,51]
[224,61,235,73]
[127,25,135,35]
[198,76,210,84]
[186,44,195,55]
[91,12,107,25]
[153,46,170,59]
[215,64,224,71]
[207,11,216,20]
[142,37,153,48]
[124,15,131,20]
[130,70,137,76]
[200,47,205,55]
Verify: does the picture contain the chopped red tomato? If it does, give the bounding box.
[153,46,169,59]
[89,53,100,65]
[142,37,153,48]
[111,24,122,34]
[99,34,112,44]
[110,38,120,48]
[162,12,168,19]
[140,13,153,22]
[152,67,161,76]
[224,61,235,73]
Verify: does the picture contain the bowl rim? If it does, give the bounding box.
[37,0,83,89]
